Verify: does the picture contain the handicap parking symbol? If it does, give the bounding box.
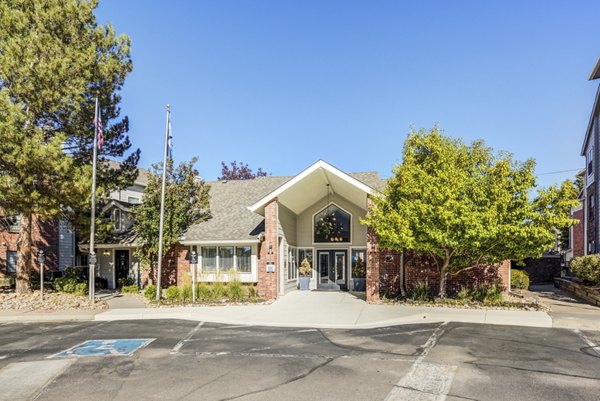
[50,338,155,358]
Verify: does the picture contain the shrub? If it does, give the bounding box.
[121,285,139,294]
[212,282,226,300]
[74,282,87,295]
[299,258,312,277]
[471,282,503,303]
[118,277,135,288]
[228,280,244,302]
[54,277,80,293]
[166,285,180,301]
[197,283,212,302]
[144,285,157,301]
[511,270,530,290]
[456,286,471,301]
[570,255,600,285]
[180,285,193,301]
[408,280,432,302]
[247,285,259,301]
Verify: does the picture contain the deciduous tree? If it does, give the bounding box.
[364,127,579,297]
[219,161,268,180]
[133,158,210,280]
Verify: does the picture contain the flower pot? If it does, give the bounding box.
[353,278,366,292]
[299,276,311,290]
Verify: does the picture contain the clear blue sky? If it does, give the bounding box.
[96,0,600,187]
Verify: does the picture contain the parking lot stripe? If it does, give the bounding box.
[384,322,456,401]
[171,321,205,354]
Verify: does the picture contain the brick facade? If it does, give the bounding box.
[148,243,189,288]
[0,214,59,279]
[257,199,279,300]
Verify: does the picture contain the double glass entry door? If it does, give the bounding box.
[317,250,347,290]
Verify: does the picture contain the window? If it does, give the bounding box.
[298,248,313,275]
[590,194,595,220]
[6,251,17,274]
[236,246,252,273]
[314,204,351,243]
[287,247,297,280]
[3,216,21,232]
[351,249,367,279]
[112,209,122,231]
[128,196,140,204]
[202,245,253,273]
[589,147,594,175]
[589,241,596,253]
[219,246,234,270]
[202,247,217,272]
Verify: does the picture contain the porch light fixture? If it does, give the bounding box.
[102,249,111,257]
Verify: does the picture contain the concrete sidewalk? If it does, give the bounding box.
[0,309,101,322]
[527,283,600,330]
[94,291,553,329]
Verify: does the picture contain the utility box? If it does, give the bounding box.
[266,262,275,273]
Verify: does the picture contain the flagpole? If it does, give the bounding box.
[88,97,99,302]
[156,104,170,300]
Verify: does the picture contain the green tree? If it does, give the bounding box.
[0,0,136,293]
[364,127,579,297]
[134,158,210,281]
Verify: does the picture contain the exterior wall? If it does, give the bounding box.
[109,184,144,204]
[572,207,584,259]
[58,219,75,270]
[513,256,561,284]
[586,181,596,253]
[403,252,510,297]
[257,199,279,300]
[0,215,59,279]
[296,193,367,248]
[278,204,297,245]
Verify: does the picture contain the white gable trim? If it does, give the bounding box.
[248,160,374,213]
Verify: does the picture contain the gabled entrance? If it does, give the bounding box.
[317,250,347,290]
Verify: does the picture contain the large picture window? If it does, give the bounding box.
[236,246,252,273]
[202,245,253,274]
[314,204,351,243]
[202,247,217,272]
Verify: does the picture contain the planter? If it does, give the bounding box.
[353,278,366,292]
[299,277,311,290]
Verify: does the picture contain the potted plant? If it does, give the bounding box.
[352,257,366,292]
[298,258,312,290]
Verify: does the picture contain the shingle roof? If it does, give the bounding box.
[181,172,386,242]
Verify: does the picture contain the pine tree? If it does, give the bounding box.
[0,0,136,293]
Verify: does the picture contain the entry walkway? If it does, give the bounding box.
[94,290,553,329]
[526,284,600,330]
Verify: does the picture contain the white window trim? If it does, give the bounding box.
[198,244,257,282]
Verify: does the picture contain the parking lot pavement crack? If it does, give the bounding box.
[573,329,600,358]
[317,329,417,357]
[175,372,230,401]
[466,361,600,381]
[217,358,336,401]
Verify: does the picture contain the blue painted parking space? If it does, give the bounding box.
[50,338,155,358]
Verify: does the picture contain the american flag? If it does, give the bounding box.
[95,105,104,150]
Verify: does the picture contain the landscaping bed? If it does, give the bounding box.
[376,293,546,311]
[0,291,108,311]
[554,277,600,307]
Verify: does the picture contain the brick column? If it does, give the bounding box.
[258,199,279,300]
[366,225,380,302]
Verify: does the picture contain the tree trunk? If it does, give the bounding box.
[16,212,33,294]
[438,257,450,298]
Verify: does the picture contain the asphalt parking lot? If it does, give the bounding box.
[0,320,597,401]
